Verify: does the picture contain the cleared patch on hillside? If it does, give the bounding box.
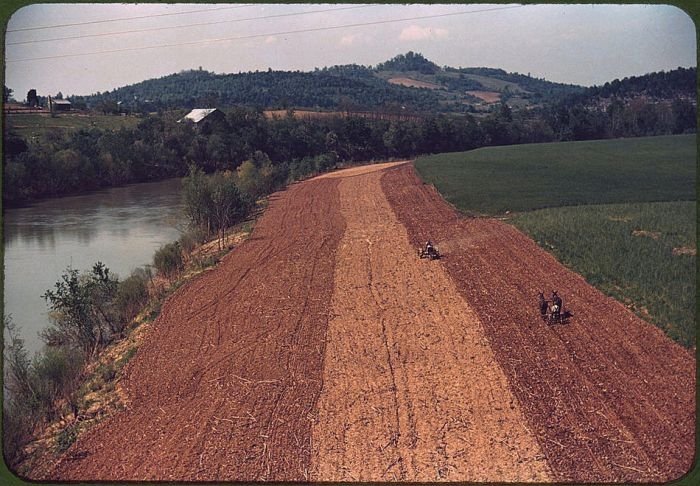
[387,77,443,90]
[465,90,501,103]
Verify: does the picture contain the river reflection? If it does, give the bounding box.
[3,178,185,355]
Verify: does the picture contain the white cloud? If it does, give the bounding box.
[399,25,449,41]
[340,34,360,46]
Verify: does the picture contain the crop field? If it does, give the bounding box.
[41,162,693,483]
[513,201,696,346]
[414,134,696,347]
[461,73,525,93]
[414,134,696,215]
[5,112,140,138]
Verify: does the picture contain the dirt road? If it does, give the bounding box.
[41,162,694,482]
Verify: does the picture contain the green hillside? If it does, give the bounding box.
[69,52,583,113]
[415,134,696,215]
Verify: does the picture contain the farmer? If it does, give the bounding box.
[550,291,562,320]
[425,240,434,255]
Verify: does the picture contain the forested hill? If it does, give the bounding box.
[72,65,441,113]
[581,66,697,100]
[69,52,584,113]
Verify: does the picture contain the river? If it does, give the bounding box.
[3,178,185,356]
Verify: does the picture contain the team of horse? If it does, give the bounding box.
[538,290,572,325]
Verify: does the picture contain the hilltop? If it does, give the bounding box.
[69,52,584,114]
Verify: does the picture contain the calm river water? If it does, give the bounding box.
[3,178,185,355]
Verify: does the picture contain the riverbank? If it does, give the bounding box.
[7,158,388,478]
[3,176,185,358]
[9,212,259,479]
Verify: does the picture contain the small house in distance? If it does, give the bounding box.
[48,97,72,112]
[178,108,226,127]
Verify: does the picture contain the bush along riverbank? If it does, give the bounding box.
[3,148,365,477]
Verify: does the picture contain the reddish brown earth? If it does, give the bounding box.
[35,161,694,482]
[387,77,443,90]
[310,165,550,481]
[44,177,345,481]
[381,164,696,482]
[465,90,502,103]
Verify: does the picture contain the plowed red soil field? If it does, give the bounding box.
[36,162,694,482]
[381,164,695,482]
[44,176,346,481]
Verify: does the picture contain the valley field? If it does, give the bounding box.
[30,161,694,483]
[5,112,140,138]
[415,134,696,214]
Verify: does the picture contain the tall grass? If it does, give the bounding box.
[513,201,696,347]
[415,134,696,215]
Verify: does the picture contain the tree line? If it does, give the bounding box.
[69,67,445,114]
[4,88,696,207]
[62,52,587,114]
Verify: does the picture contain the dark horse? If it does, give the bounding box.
[538,291,548,321]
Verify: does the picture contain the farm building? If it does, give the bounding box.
[49,97,72,112]
[178,108,225,125]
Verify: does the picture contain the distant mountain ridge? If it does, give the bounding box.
[68,52,694,115]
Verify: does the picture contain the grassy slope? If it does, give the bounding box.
[415,135,697,347]
[5,113,140,138]
[415,134,696,215]
[513,201,696,346]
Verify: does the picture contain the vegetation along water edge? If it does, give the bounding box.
[2,152,349,476]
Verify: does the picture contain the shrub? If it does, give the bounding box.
[290,157,316,181]
[32,346,85,421]
[115,346,138,369]
[236,151,277,199]
[153,242,184,278]
[55,425,78,452]
[3,401,37,466]
[315,152,338,173]
[182,166,213,234]
[96,363,116,382]
[179,226,208,254]
[42,262,121,354]
[115,271,149,323]
[3,317,41,466]
[183,168,254,250]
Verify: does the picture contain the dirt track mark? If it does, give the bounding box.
[382,164,695,482]
[311,165,551,481]
[45,178,345,481]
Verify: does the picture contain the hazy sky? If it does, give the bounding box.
[4,3,696,99]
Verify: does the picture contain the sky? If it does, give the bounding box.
[4,3,697,99]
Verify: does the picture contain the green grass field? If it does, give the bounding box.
[513,202,696,347]
[415,135,696,347]
[5,113,140,138]
[415,135,696,215]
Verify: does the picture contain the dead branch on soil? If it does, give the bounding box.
[543,437,565,448]
[611,462,647,474]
